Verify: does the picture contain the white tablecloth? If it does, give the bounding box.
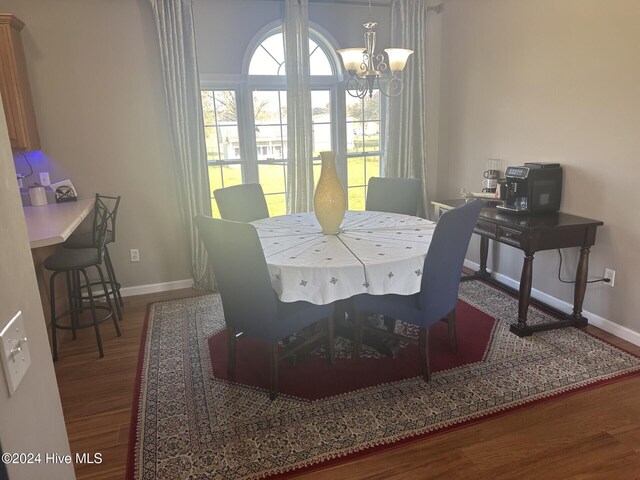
[252,211,436,305]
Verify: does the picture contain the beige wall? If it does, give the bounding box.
[0,99,74,478]
[0,0,191,289]
[439,0,640,333]
[194,0,391,76]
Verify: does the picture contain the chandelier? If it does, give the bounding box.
[337,7,413,99]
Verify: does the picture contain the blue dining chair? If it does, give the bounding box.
[362,177,423,332]
[352,199,483,381]
[213,183,269,222]
[195,215,335,400]
[365,177,422,216]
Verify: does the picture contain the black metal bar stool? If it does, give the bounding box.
[45,200,121,360]
[63,194,123,320]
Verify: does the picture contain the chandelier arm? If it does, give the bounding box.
[378,74,405,98]
[345,74,369,99]
[361,53,370,74]
[374,53,387,73]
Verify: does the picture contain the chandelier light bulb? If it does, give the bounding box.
[337,48,365,74]
[384,48,413,73]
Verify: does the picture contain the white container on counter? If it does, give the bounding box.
[28,186,48,206]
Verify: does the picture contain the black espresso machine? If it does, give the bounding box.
[496,163,563,214]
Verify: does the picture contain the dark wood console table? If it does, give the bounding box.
[432,199,603,337]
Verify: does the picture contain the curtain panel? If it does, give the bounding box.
[148,0,213,289]
[384,0,430,217]
[284,0,314,214]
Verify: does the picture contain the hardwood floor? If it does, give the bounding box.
[53,289,640,480]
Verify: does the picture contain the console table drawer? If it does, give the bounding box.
[497,225,523,246]
[475,220,496,237]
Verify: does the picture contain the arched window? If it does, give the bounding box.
[248,31,333,76]
[201,24,383,216]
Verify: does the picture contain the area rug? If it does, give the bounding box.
[208,298,496,400]
[127,281,640,480]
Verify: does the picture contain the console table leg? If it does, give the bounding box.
[510,252,534,337]
[570,247,590,327]
[478,236,490,277]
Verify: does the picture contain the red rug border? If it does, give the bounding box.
[125,301,154,480]
[124,283,640,480]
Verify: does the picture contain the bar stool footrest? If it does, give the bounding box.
[53,306,113,330]
[76,281,121,302]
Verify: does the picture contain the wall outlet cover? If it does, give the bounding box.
[604,268,615,287]
[0,311,31,396]
[39,171,51,186]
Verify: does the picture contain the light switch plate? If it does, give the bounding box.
[39,171,51,186]
[0,311,31,396]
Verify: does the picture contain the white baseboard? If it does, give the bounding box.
[120,279,195,298]
[463,259,640,347]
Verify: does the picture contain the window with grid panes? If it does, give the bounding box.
[345,91,381,211]
[200,24,384,217]
[201,90,243,217]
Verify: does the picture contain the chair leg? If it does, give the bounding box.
[100,257,122,322]
[418,327,431,382]
[226,325,236,377]
[105,247,124,308]
[65,271,77,341]
[80,268,104,358]
[353,311,364,359]
[447,309,458,354]
[326,314,335,364]
[96,265,121,337]
[50,272,59,361]
[74,270,84,313]
[269,343,279,401]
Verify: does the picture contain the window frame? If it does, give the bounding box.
[200,22,387,215]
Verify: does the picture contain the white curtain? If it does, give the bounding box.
[384,0,430,217]
[284,0,314,213]
[148,0,213,289]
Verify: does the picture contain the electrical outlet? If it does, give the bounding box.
[39,171,51,186]
[130,249,140,262]
[604,268,615,287]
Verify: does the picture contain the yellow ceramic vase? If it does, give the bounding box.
[314,151,346,234]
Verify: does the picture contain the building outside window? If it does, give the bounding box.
[201,25,384,217]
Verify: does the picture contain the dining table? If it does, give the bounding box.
[251,210,436,305]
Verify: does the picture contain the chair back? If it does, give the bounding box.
[92,198,116,263]
[214,184,269,222]
[195,215,279,338]
[419,199,482,325]
[91,194,121,245]
[365,177,422,216]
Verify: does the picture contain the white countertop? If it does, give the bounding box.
[23,198,94,249]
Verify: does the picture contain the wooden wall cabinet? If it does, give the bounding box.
[0,13,40,151]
